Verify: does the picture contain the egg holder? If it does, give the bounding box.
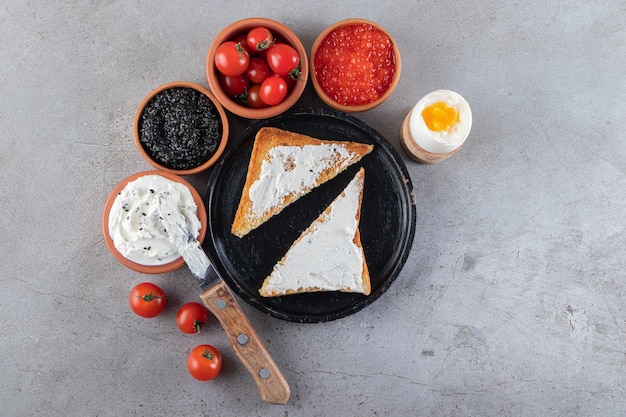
[400,108,465,164]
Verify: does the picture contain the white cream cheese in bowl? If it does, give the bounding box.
[107,174,202,266]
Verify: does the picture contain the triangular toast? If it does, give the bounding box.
[259,167,371,297]
[231,127,373,238]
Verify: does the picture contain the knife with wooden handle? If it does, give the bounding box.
[158,196,290,404]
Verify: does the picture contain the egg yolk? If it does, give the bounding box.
[421,102,459,132]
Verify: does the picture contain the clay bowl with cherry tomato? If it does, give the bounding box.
[310,18,401,112]
[206,17,308,119]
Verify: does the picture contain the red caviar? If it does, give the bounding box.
[314,23,396,106]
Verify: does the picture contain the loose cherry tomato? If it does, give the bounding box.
[176,302,210,334]
[129,282,166,318]
[246,84,268,108]
[266,43,300,77]
[218,73,249,97]
[246,57,271,84]
[246,27,274,52]
[187,344,222,381]
[260,75,288,106]
[214,41,249,76]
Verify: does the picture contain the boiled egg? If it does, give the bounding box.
[408,90,472,154]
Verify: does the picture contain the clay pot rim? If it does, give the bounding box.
[309,18,402,113]
[206,17,308,119]
[101,170,207,274]
[133,81,229,175]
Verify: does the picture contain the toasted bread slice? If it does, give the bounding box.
[231,127,373,238]
[259,168,371,297]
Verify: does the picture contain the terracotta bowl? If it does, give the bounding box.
[206,17,308,119]
[102,170,207,274]
[310,18,401,112]
[133,81,229,175]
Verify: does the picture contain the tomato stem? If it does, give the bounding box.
[256,38,273,51]
[193,320,206,333]
[235,42,249,60]
[289,64,302,82]
[235,89,248,104]
[140,291,162,302]
[202,349,214,360]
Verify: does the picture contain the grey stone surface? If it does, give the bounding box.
[1,1,624,416]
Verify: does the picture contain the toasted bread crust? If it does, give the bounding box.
[259,168,371,297]
[231,127,373,237]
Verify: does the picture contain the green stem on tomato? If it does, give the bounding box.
[289,64,302,82]
[235,42,249,60]
[193,320,206,333]
[140,291,162,302]
[256,39,273,51]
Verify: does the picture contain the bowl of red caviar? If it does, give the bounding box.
[310,18,401,112]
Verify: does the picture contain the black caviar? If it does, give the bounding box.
[139,87,222,171]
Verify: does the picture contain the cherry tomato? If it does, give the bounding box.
[176,302,210,334]
[260,75,288,106]
[266,43,300,77]
[246,57,271,84]
[187,344,222,381]
[129,282,166,318]
[246,84,268,108]
[214,41,249,76]
[218,73,249,97]
[246,27,274,52]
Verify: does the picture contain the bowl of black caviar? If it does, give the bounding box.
[133,81,229,175]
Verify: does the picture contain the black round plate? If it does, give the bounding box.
[205,107,416,322]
